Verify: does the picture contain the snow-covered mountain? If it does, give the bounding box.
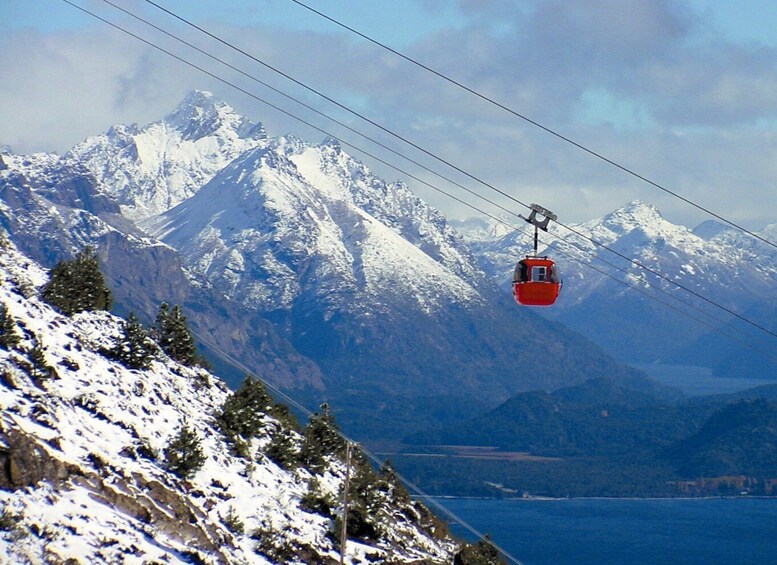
[0,239,459,563]
[65,90,268,221]
[0,142,322,394]
[0,91,655,442]
[142,137,483,316]
[463,200,777,376]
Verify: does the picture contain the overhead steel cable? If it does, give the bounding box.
[135,0,777,344]
[285,0,777,252]
[548,220,777,341]
[188,328,526,565]
[109,0,774,347]
[64,0,777,358]
[96,0,752,339]
[55,9,777,555]
[95,0,538,230]
[140,0,534,210]
[52,8,524,559]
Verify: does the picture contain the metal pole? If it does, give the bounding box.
[533,225,539,255]
[339,442,352,564]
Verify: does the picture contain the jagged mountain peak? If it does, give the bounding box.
[60,91,271,220]
[598,200,665,233]
[163,90,266,142]
[145,139,483,315]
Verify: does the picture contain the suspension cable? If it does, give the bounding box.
[62,0,777,362]
[135,0,777,343]
[285,0,777,251]
[97,0,759,341]
[190,328,525,565]
[52,4,777,560]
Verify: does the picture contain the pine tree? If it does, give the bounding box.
[217,375,273,441]
[264,425,301,470]
[109,313,157,370]
[340,450,382,542]
[163,422,206,480]
[155,303,198,366]
[0,305,20,350]
[377,459,411,504]
[41,247,112,316]
[300,403,347,473]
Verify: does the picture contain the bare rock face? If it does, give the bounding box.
[0,427,73,491]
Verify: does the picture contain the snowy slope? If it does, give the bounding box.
[0,239,458,563]
[143,138,484,316]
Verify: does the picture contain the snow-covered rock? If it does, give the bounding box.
[64,90,268,220]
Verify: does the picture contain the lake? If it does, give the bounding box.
[631,363,777,396]
[433,497,777,565]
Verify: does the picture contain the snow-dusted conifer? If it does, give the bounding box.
[163,422,206,480]
[300,403,347,473]
[0,305,20,349]
[41,247,112,316]
[217,375,273,441]
[109,312,157,370]
[155,302,198,366]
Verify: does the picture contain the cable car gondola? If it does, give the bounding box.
[512,204,562,307]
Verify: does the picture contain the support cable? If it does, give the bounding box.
[62,0,777,363]
[96,0,759,340]
[135,0,777,343]
[53,5,777,560]
[285,0,777,251]
[188,327,525,565]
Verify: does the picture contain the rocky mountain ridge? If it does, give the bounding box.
[0,91,657,442]
[460,200,777,375]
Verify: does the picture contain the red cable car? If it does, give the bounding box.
[512,203,562,307]
[512,256,561,306]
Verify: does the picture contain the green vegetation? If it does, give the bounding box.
[454,535,505,565]
[217,375,273,441]
[300,403,347,473]
[41,247,112,316]
[398,379,777,498]
[0,305,20,349]
[666,399,777,478]
[155,302,199,367]
[163,422,206,480]
[107,313,158,370]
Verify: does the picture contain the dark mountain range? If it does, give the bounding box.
[399,378,777,497]
[406,377,702,457]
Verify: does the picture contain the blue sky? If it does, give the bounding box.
[2,0,777,229]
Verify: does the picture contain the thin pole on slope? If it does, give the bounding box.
[340,441,352,564]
